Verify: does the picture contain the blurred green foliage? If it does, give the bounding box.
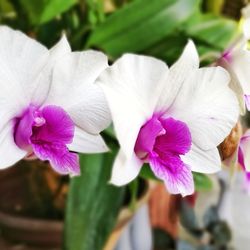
[0,0,239,63]
[87,0,199,58]
[20,0,77,25]
[0,1,241,250]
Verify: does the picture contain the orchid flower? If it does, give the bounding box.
[218,6,250,113]
[0,26,110,175]
[97,40,239,196]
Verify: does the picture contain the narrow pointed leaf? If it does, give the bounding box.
[20,0,77,25]
[64,152,125,250]
[184,12,239,50]
[87,0,200,57]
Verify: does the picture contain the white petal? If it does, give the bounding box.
[0,84,25,133]
[0,26,49,106]
[243,18,250,40]
[157,40,199,110]
[242,5,250,19]
[45,51,110,134]
[97,54,168,158]
[110,150,142,186]
[68,127,108,153]
[181,144,221,174]
[169,66,239,150]
[230,48,250,95]
[242,5,250,39]
[218,57,245,114]
[49,34,71,59]
[32,34,72,104]
[0,122,26,169]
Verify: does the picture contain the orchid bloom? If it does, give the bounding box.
[97,40,239,196]
[0,26,110,175]
[218,6,250,113]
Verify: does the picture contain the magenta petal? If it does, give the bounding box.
[32,142,80,175]
[238,145,245,170]
[14,104,78,175]
[149,153,194,196]
[14,106,37,151]
[155,117,191,155]
[30,105,78,175]
[31,105,75,145]
[134,114,193,195]
[134,116,164,159]
[243,172,250,194]
[244,95,250,111]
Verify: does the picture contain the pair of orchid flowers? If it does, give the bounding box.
[1,25,250,197]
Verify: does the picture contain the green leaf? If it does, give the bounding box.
[20,0,77,25]
[154,228,175,250]
[128,178,139,211]
[104,125,116,138]
[193,173,213,192]
[184,12,239,50]
[204,0,225,14]
[145,33,187,64]
[86,0,105,26]
[64,152,125,250]
[0,0,15,18]
[87,0,200,57]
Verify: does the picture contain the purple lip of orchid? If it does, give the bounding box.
[135,115,192,163]
[14,104,80,175]
[134,114,193,194]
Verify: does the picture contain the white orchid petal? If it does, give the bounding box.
[218,57,245,114]
[181,145,221,174]
[0,26,49,105]
[68,127,108,153]
[45,51,110,134]
[243,18,250,39]
[230,49,250,95]
[49,34,71,59]
[242,5,250,39]
[110,150,142,186]
[97,54,168,159]
[31,34,72,105]
[157,40,199,110]
[0,123,26,169]
[169,66,239,150]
